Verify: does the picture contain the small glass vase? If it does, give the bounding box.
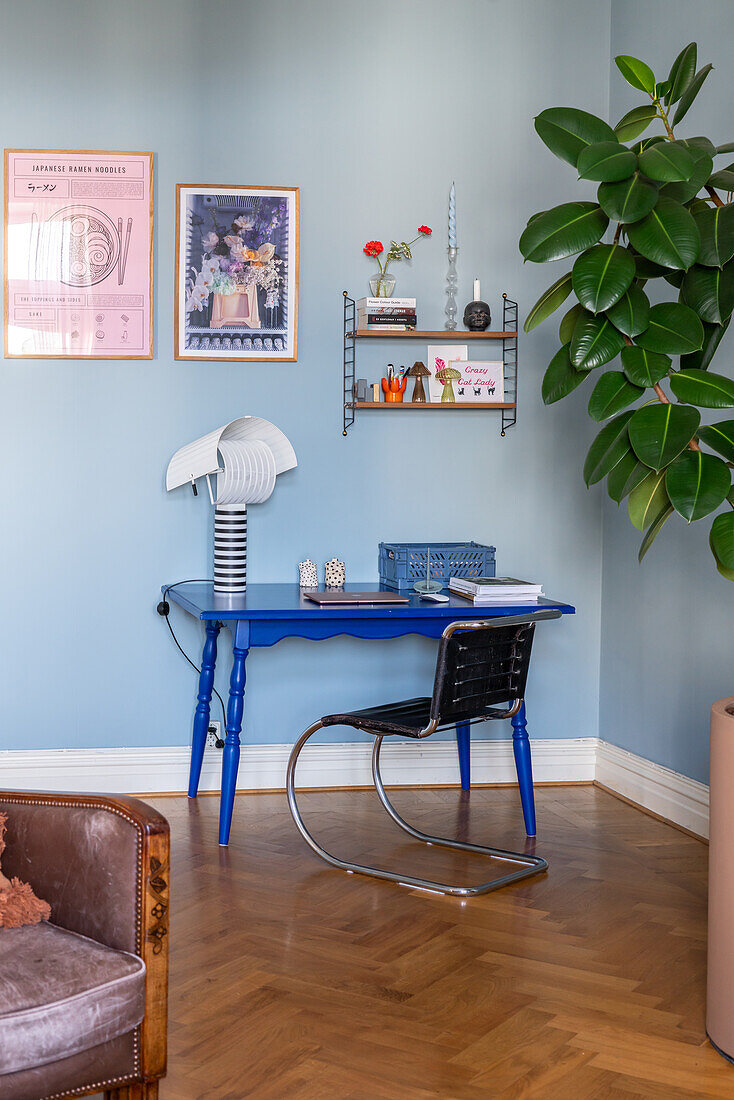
[369,271,396,298]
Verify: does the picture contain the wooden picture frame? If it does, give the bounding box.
[175,184,299,363]
[4,149,154,359]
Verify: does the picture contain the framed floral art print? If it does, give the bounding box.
[175,185,298,362]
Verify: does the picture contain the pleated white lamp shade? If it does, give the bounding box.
[166,417,297,594]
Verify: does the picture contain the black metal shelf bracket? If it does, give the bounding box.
[343,291,356,436]
[501,293,518,437]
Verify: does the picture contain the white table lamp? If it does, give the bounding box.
[166,416,297,593]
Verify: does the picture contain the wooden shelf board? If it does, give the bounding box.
[351,329,516,339]
[353,402,516,410]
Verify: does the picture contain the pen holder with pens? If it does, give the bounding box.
[381,375,407,403]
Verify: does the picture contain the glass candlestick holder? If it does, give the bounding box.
[445,246,458,330]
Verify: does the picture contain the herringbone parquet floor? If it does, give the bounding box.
[148,784,734,1099]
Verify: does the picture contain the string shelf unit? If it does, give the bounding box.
[342,291,518,436]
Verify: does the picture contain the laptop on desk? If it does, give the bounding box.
[303,591,410,605]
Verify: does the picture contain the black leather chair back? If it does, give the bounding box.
[429,619,536,726]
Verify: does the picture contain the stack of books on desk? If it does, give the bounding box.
[356,297,417,330]
[448,576,544,604]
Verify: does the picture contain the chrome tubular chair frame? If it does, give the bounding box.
[286,612,559,897]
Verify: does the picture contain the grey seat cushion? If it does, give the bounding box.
[0,921,145,1077]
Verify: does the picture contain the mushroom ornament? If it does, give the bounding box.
[435,362,462,403]
[408,361,430,403]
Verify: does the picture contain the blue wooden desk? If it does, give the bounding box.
[163,582,575,845]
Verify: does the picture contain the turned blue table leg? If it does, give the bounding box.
[456,722,471,791]
[189,620,220,798]
[219,640,248,846]
[511,701,537,837]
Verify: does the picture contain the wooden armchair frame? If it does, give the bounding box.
[0,790,169,1100]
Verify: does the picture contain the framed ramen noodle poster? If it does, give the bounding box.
[4,149,154,358]
[175,185,299,362]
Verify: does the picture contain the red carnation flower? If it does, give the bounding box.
[363,240,384,257]
[418,225,432,235]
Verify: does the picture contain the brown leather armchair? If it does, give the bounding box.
[0,791,169,1100]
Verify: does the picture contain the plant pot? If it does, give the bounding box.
[707,697,734,1061]
[369,272,396,298]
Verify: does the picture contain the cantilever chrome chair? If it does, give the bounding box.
[287,610,561,897]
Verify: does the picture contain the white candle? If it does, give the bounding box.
[473,278,480,301]
[448,182,457,250]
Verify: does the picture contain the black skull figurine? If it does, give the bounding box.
[463,299,491,331]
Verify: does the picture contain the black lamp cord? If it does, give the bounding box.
[157,581,226,747]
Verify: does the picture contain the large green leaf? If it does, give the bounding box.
[606,282,650,337]
[519,202,609,263]
[583,411,635,486]
[638,141,696,183]
[570,311,626,370]
[621,345,672,387]
[524,271,573,332]
[684,136,717,157]
[635,301,704,353]
[665,42,697,106]
[709,164,734,191]
[716,142,734,155]
[628,469,669,530]
[710,511,734,568]
[572,244,636,313]
[681,263,734,324]
[598,173,659,224]
[614,105,658,143]
[534,107,617,167]
[693,205,734,267]
[626,197,700,270]
[559,303,585,344]
[607,453,650,502]
[669,369,734,408]
[541,344,587,405]
[710,522,734,580]
[628,402,701,469]
[681,318,730,370]
[666,449,731,521]
[639,503,674,561]
[615,55,656,95]
[697,419,734,461]
[661,145,713,203]
[577,141,637,183]
[588,371,644,421]
[673,63,713,125]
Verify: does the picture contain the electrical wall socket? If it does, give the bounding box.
[207,722,222,748]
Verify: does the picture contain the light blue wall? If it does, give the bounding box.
[0,0,611,754]
[599,1,734,784]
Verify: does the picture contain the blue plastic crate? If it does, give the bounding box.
[379,542,496,592]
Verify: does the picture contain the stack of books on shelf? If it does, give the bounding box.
[448,576,544,604]
[356,297,417,330]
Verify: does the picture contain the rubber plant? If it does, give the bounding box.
[521,43,734,577]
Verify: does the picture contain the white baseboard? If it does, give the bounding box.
[596,741,709,839]
[0,737,597,795]
[0,738,709,839]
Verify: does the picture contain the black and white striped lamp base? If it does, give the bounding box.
[213,505,247,593]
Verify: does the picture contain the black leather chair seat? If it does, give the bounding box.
[321,697,510,737]
[321,697,432,736]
